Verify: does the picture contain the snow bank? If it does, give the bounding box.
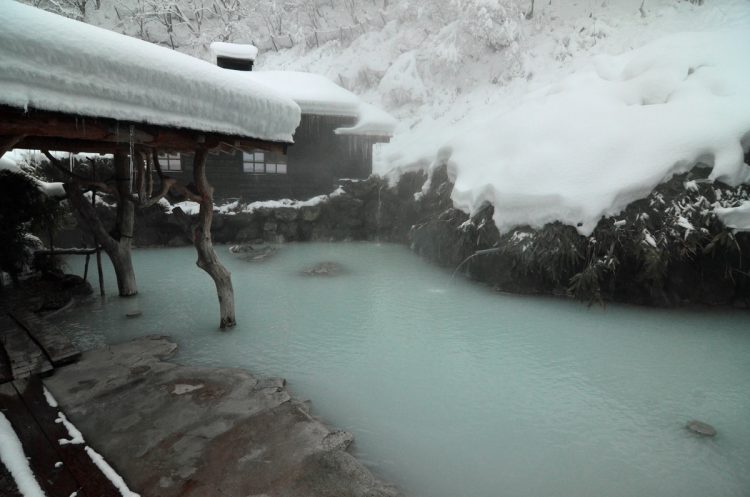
[404,30,750,235]
[0,1,300,142]
[241,194,330,214]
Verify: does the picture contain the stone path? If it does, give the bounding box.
[44,335,400,497]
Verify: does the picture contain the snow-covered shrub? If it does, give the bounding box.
[453,0,522,51]
[0,170,62,286]
[378,51,429,106]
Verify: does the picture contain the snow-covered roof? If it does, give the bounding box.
[210,42,259,62]
[246,71,361,116]
[245,71,396,137]
[0,1,301,143]
[335,102,397,138]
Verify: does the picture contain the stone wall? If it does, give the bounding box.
[55,165,750,308]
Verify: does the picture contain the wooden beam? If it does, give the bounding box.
[10,311,81,367]
[0,135,26,156]
[1,105,290,155]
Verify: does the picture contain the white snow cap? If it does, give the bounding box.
[715,202,750,232]
[390,30,750,235]
[245,71,396,137]
[0,1,300,143]
[335,102,398,138]
[210,42,259,61]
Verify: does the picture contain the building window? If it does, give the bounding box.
[243,150,287,174]
[158,153,182,171]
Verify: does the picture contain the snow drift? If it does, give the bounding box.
[403,30,750,235]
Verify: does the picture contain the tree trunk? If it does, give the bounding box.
[112,152,137,296]
[191,148,236,329]
[63,151,137,297]
[111,243,137,296]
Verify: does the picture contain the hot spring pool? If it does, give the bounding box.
[58,243,750,497]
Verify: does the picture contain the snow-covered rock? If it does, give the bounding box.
[716,201,750,232]
[419,30,750,235]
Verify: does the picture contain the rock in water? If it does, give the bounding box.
[302,262,344,276]
[686,420,716,437]
[229,242,277,261]
[126,310,143,318]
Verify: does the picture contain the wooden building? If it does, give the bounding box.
[161,44,397,202]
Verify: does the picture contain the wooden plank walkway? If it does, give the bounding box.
[0,381,83,496]
[11,310,81,366]
[15,377,122,496]
[0,314,53,380]
[0,310,126,497]
[1,377,125,497]
[0,340,12,384]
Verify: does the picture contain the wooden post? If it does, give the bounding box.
[91,160,104,296]
[96,249,104,297]
[83,253,90,281]
[191,148,236,329]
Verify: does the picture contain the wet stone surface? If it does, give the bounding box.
[44,336,398,497]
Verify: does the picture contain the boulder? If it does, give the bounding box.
[229,243,277,262]
[302,262,344,277]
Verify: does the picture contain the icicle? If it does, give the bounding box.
[69,151,74,172]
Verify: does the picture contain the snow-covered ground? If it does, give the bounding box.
[261,0,750,233]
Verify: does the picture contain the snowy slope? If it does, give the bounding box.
[261,0,750,234]
[1,0,300,143]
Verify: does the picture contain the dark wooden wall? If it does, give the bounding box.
[169,114,384,202]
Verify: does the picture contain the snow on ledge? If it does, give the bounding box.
[210,42,258,61]
[393,30,750,235]
[335,102,397,138]
[715,201,750,232]
[0,1,300,143]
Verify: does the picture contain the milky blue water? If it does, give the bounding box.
[59,243,750,497]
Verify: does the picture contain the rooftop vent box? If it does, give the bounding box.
[210,42,258,71]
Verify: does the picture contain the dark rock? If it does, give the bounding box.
[229,243,277,262]
[167,236,188,247]
[275,207,298,222]
[300,205,322,222]
[302,262,344,277]
[686,420,717,437]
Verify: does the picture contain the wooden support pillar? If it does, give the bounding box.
[191,148,236,329]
